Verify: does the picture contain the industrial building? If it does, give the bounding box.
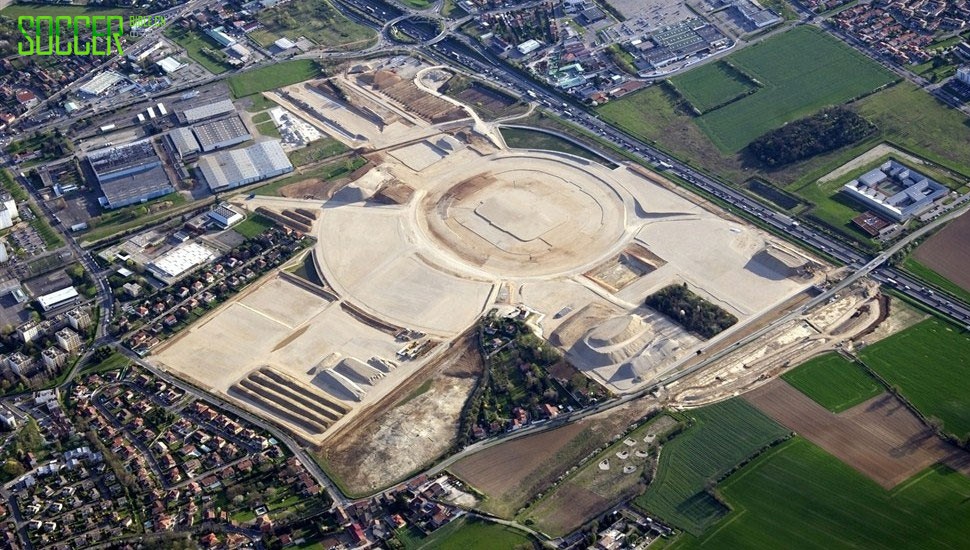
[842,160,948,222]
[147,242,217,283]
[165,127,202,162]
[86,140,175,209]
[197,140,293,192]
[208,203,244,228]
[79,71,125,97]
[179,100,236,124]
[193,115,252,152]
[37,287,79,312]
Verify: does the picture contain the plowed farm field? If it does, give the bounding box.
[744,379,969,488]
[912,212,970,293]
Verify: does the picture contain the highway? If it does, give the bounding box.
[4,0,970,512]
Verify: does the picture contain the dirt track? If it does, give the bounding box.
[745,379,970,488]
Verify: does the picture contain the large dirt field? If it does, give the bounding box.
[522,415,680,537]
[449,399,659,518]
[745,378,970,488]
[912,212,970,292]
[318,335,483,495]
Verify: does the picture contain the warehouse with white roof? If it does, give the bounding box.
[196,140,293,192]
[147,242,217,283]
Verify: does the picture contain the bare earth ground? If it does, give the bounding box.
[913,212,970,293]
[523,415,678,537]
[744,379,970,488]
[861,295,928,344]
[319,334,483,495]
[449,399,659,518]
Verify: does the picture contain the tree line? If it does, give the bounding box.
[748,107,876,168]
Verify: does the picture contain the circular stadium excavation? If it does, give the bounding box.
[153,59,826,444]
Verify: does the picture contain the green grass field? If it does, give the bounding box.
[398,517,535,549]
[228,60,323,99]
[500,127,610,165]
[669,62,756,113]
[287,138,348,167]
[233,214,276,239]
[782,353,883,412]
[633,399,789,534]
[164,27,231,75]
[691,27,895,152]
[859,317,970,439]
[250,0,376,49]
[672,438,970,549]
[902,257,970,306]
[857,82,970,177]
[254,156,367,196]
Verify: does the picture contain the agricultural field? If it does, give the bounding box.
[519,415,682,537]
[690,27,895,152]
[911,212,970,298]
[781,353,883,412]
[859,317,970,440]
[672,438,970,549]
[450,399,658,518]
[249,0,376,49]
[397,516,536,549]
[669,62,756,114]
[228,60,323,99]
[633,399,790,535]
[500,127,608,165]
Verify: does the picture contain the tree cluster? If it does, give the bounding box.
[645,283,738,339]
[748,107,876,168]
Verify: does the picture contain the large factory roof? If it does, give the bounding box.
[193,115,251,152]
[180,99,236,124]
[197,140,293,192]
[87,140,160,180]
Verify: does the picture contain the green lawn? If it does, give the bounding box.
[250,0,376,49]
[857,82,970,177]
[83,352,130,374]
[164,26,232,75]
[228,60,323,99]
[254,156,367,196]
[672,438,970,549]
[256,121,282,139]
[633,399,790,534]
[500,127,612,166]
[233,214,276,239]
[902,257,970,306]
[242,94,279,113]
[410,517,535,550]
[252,112,272,124]
[859,317,970,439]
[692,27,896,152]
[782,353,883,412]
[287,138,348,167]
[669,61,756,113]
